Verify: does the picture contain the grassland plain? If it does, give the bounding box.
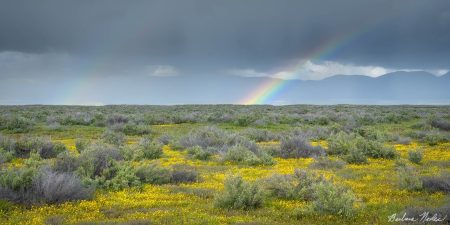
[0,105,449,225]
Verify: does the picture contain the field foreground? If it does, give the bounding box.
[0,105,449,224]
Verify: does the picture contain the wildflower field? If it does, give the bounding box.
[0,105,448,224]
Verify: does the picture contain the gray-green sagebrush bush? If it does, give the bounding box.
[214,175,264,210]
[221,144,274,166]
[327,132,397,164]
[263,169,356,217]
[279,136,326,158]
[408,149,423,164]
[0,167,93,205]
[2,116,34,133]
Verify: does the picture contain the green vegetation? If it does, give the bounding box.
[0,105,448,224]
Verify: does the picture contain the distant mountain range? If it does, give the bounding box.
[274,71,450,104]
[141,71,450,105]
[1,71,449,105]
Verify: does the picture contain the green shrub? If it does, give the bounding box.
[429,118,450,131]
[75,139,89,153]
[397,166,422,191]
[102,163,140,191]
[77,143,123,180]
[24,152,45,169]
[426,132,447,145]
[0,135,15,152]
[42,142,67,159]
[0,167,36,192]
[357,127,392,141]
[408,149,423,164]
[135,163,172,185]
[122,124,152,136]
[137,138,163,160]
[263,174,297,200]
[32,168,94,204]
[0,148,14,164]
[221,145,274,166]
[242,128,277,142]
[53,152,80,173]
[327,132,355,155]
[421,174,450,193]
[343,148,368,164]
[102,130,125,146]
[158,134,171,145]
[357,139,396,159]
[14,136,66,159]
[179,126,227,150]
[394,136,412,145]
[170,165,199,184]
[0,167,92,205]
[311,181,356,217]
[4,116,33,133]
[279,136,325,158]
[263,169,324,201]
[187,146,211,160]
[309,157,346,170]
[328,132,396,160]
[214,175,264,210]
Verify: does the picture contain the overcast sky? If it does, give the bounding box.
[0,0,449,104]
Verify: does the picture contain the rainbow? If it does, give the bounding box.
[239,26,377,105]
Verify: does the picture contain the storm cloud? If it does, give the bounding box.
[0,0,449,104]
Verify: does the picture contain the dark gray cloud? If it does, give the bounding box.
[0,0,449,104]
[1,0,449,70]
